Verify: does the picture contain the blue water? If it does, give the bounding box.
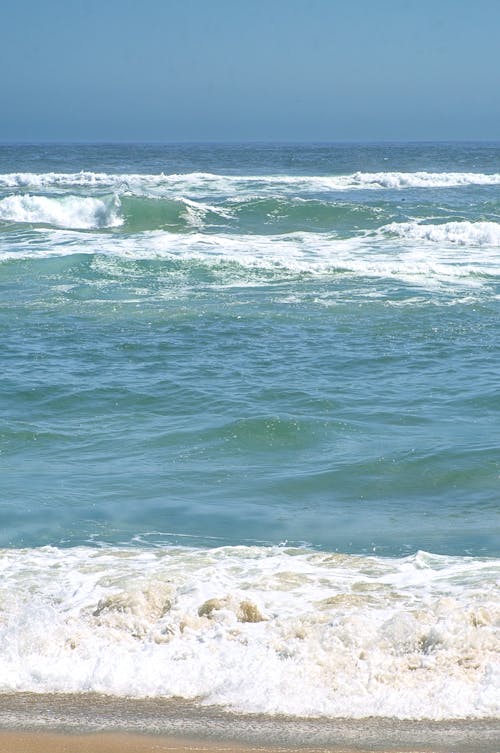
[0,142,499,556]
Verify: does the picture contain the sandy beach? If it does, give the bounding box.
[1,729,499,753]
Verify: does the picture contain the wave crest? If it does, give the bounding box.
[0,194,122,229]
[384,220,500,246]
[2,170,500,195]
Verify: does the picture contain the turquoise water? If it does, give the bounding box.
[0,143,498,718]
[1,142,499,555]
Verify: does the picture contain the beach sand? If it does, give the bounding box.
[0,729,499,753]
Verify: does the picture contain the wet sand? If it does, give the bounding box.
[0,694,498,753]
[0,730,499,753]
[0,731,295,753]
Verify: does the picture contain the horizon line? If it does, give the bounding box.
[1,138,500,146]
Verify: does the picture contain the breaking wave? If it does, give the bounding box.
[1,227,500,290]
[1,170,500,195]
[0,545,497,719]
[384,220,500,246]
[0,194,122,229]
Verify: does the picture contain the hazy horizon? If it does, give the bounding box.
[2,0,499,142]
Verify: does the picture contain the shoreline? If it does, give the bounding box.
[0,729,498,753]
[0,731,331,753]
[0,730,464,753]
[0,694,498,753]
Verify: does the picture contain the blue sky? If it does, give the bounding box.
[1,0,499,142]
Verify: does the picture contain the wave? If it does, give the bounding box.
[1,227,500,290]
[384,220,500,246]
[118,195,383,234]
[116,195,233,232]
[1,170,500,195]
[0,191,384,234]
[3,194,499,246]
[346,171,500,189]
[0,228,358,269]
[0,545,497,719]
[0,194,122,230]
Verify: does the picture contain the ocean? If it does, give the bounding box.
[0,142,498,728]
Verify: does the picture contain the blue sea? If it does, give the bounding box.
[0,142,498,724]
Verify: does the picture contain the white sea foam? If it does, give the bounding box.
[2,227,499,290]
[1,170,500,196]
[0,545,497,719]
[384,220,500,246]
[180,197,234,229]
[0,194,122,229]
[345,171,500,189]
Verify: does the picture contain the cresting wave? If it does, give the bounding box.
[0,545,498,719]
[385,220,500,246]
[0,193,122,229]
[2,170,500,193]
[3,192,500,250]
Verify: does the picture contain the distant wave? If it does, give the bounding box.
[345,171,500,189]
[1,170,500,194]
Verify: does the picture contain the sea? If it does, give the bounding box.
[0,142,498,732]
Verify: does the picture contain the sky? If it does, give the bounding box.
[1,0,499,142]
